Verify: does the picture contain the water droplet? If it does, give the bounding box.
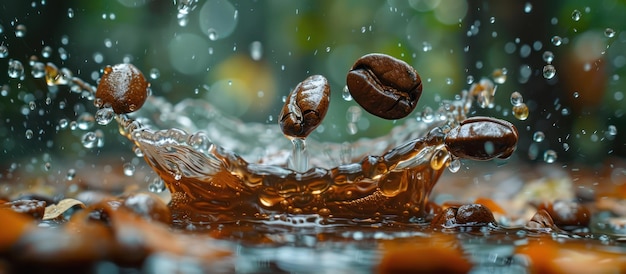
[489,17,495,24]
[25,129,34,139]
[28,101,36,110]
[147,68,160,80]
[81,132,98,148]
[59,118,69,129]
[207,28,218,40]
[512,103,529,120]
[447,158,461,173]
[523,2,532,13]
[605,28,616,38]
[44,63,72,86]
[607,125,618,136]
[44,162,51,171]
[95,107,115,125]
[0,45,8,58]
[249,41,262,61]
[7,60,24,79]
[28,62,44,78]
[422,42,432,52]
[551,36,562,46]
[342,85,352,101]
[148,177,166,193]
[466,75,474,84]
[41,46,53,58]
[533,131,545,142]
[123,163,135,176]
[573,91,579,98]
[542,65,556,79]
[510,91,523,106]
[561,108,570,116]
[66,168,76,180]
[571,10,581,21]
[422,107,434,123]
[492,68,507,84]
[67,8,75,18]
[77,112,95,130]
[542,51,554,63]
[15,24,27,37]
[543,150,557,163]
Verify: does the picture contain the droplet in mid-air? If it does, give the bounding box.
[605,28,616,38]
[0,45,8,58]
[7,60,24,79]
[492,68,507,84]
[342,85,352,101]
[249,41,263,61]
[15,24,27,37]
[607,125,618,136]
[512,103,529,120]
[524,2,533,13]
[571,10,581,21]
[123,163,135,176]
[81,131,98,148]
[510,91,523,106]
[542,51,554,63]
[551,36,562,46]
[95,107,115,125]
[533,131,545,142]
[543,150,557,163]
[542,65,556,79]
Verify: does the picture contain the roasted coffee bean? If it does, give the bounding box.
[445,116,518,161]
[346,53,422,120]
[279,75,330,138]
[538,200,590,227]
[430,207,458,228]
[455,204,495,225]
[95,63,150,114]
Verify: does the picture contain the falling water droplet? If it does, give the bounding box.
[81,132,98,148]
[31,62,45,78]
[15,24,27,37]
[342,85,353,101]
[0,45,8,58]
[510,91,523,106]
[607,125,618,136]
[66,168,76,180]
[77,112,95,130]
[543,150,557,163]
[523,2,533,13]
[551,36,562,46]
[207,28,218,40]
[249,41,263,61]
[447,158,461,173]
[95,107,115,125]
[533,131,545,142]
[149,68,160,79]
[148,177,166,193]
[542,65,556,79]
[25,129,34,140]
[542,51,554,63]
[7,60,24,79]
[492,68,508,84]
[123,163,135,176]
[604,28,615,38]
[571,10,581,21]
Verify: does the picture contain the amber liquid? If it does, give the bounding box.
[128,117,451,223]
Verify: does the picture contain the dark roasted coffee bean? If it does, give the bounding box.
[537,200,590,227]
[346,53,422,120]
[279,75,330,138]
[96,63,150,114]
[455,204,495,225]
[444,116,518,161]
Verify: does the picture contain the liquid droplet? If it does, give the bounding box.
[607,125,617,136]
[249,41,263,61]
[149,178,166,193]
[0,45,8,58]
[66,169,76,180]
[207,28,218,40]
[149,68,160,79]
[15,24,27,37]
[605,28,616,38]
[523,2,532,13]
[342,85,352,101]
[77,112,95,130]
[25,129,34,140]
[447,158,461,173]
[551,36,562,46]
[543,150,557,163]
[533,131,545,142]
[31,62,45,78]
[81,131,98,148]
[542,51,554,63]
[571,10,581,21]
[7,60,24,79]
[492,68,508,84]
[512,103,529,120]
[430,149,450,170]
[510,91,523,106]
[123,163,135,176]
[95,107,115,125]
[542,65,556,79]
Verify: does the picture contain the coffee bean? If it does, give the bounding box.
[444,116,518,161]
[279,75,330,138]
[346,53,422,120]
[537,200,590,227]
[95,63,150,114]
[455,204,495,225]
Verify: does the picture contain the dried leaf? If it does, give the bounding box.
[43,198,86,220]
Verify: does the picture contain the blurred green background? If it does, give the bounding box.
[0,0,625,176]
